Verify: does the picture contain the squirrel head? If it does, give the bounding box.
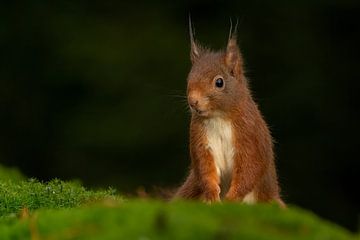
[187,20,247,118]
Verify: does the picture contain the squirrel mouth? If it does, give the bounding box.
[193,108,209,117]
[189,105,210,117]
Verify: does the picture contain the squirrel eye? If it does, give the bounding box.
[215,78,224,88]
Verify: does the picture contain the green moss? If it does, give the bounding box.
[0,199,356,240]
[0,165,25,182]
[0,177,356,239]
[0,179,120,216]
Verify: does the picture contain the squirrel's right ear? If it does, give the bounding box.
[189,16,201,63]
[225,19,243,76]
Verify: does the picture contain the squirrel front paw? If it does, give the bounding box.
[225,189,241,202]
[203,185,220,203]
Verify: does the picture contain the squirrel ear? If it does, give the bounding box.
[225,20,243,76]
[189,15,201,63]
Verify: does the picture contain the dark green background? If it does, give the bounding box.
[0,1,359,231]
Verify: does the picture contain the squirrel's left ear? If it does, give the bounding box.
[189,15,201,63]
[225,22,243,76]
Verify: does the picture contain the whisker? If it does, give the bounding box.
[166,94,188,99]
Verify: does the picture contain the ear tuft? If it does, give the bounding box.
[189,15,201,63]
[225,19,243,76]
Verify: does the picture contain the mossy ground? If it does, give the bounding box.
[0,165,357,240]
[0,165,25,182]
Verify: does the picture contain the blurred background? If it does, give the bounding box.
[0,0,359,232]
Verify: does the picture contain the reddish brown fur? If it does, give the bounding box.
[174,26,285,207]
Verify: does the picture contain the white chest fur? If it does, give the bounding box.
[204,117,235,187]
[204,117,256,203]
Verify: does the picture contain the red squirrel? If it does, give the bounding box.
[174,20,285,207]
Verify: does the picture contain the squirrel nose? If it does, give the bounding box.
[188,98,199,108]
[188,90,202,109]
